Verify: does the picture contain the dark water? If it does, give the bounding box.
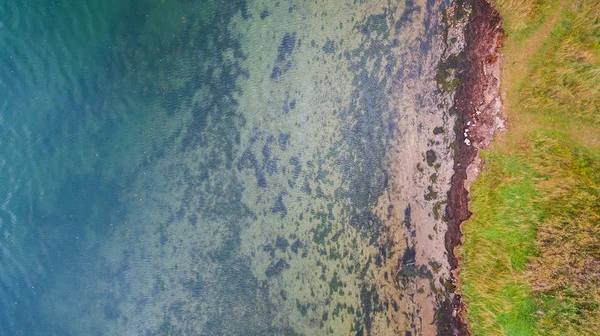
[0,0,456,334]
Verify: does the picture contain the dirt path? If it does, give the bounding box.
[504,5,563,88]
[502,4,564,118]
[499,4,600,149]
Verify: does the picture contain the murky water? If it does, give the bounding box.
[0,0,462,334]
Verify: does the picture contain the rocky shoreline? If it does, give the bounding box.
[439,0,505,334]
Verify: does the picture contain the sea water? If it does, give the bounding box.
[0,0,459,334]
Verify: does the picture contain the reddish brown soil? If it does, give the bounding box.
[439,0,504,334]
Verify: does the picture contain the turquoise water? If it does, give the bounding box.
[0,0,458,334]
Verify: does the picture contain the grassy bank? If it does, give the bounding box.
[459,0,600,334]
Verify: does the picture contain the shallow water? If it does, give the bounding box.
[0,0,460,334]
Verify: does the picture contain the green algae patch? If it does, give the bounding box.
[436,53,462,92]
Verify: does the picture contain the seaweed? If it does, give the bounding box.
[322,39,336,54]
[265,258,291,277]
[271,32,297,79]
[260,10,271,19]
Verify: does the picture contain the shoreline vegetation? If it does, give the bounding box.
[457,0,600,334]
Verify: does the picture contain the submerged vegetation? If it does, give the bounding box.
[460,0,600,334]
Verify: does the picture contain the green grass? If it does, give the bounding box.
[462,130,600,335]
[461,151,541,335]
[459,0,600,334]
